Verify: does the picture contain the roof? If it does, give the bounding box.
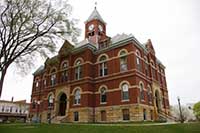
[33,65,44,76]
[33,33,165,75]
[85,7,106,24]
[111,33,134,44]
[0,100,29,105]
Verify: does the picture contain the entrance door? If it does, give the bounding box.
[155,90,161,112]
[101,110,106,121]
[59,93,67,116]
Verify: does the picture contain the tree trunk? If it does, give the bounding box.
[0,68,8,97]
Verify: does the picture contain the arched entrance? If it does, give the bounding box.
[155,90,161,112]
[58,93,67,116]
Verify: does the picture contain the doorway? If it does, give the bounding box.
[58,93,67,116]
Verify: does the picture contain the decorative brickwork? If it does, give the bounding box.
[30,7,170,123]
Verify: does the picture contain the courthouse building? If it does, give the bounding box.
[30,7,170,123]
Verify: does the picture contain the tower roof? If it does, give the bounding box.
[85,7,106,24]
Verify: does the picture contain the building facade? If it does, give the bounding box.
[30,8,170,123]
[0,99,29,122]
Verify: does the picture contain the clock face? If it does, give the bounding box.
[88,24,94,31]
[98,25,103,32]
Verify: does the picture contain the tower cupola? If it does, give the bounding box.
[85,7,107,45]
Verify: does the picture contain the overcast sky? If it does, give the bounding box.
[1,0,200,105]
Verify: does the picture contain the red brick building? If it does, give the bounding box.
[30,7,170,123]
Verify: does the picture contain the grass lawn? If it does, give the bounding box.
[0,122,200,133]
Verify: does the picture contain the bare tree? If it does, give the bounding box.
[171,105,196,122]
[0,0,80,97]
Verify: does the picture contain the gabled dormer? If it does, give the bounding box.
[145,39,155,55]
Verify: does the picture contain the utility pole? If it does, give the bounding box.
[177,96,184,123]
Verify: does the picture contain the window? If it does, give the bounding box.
[10,107,12,113]
[144,57,149,76]
[152,68,156,79]
[158,73,161,83]
[43,74,47,87]
[74,111,79,121]
[32,100,36,109]
[75,60,82,80]
[136,51,142,72]
[101,110,106,121]
[147,87,152,103]
[150,110,153,120]
[143,109,147,120]
[151,60,156,79]
[35,81,39,88]
[50,69,56,86]
[120,50,128,71]
[61,70,68,82]
[2,106,4,112]
[62,62,68,69]
[100,87,107,103]
[99,56,108,76]
[48,94,53,107]
[74,89,81,105]
[122,109,130,120]
[140,83,145,100]
[122,83,129,100]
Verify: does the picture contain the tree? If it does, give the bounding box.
[0,0,80,97]
[193,101,200,121]
[171,105,196,122]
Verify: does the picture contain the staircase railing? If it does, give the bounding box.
[159,110,176,121]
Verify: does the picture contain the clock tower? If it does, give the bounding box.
[85,7,109,48]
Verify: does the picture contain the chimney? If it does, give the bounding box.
[11,97,14,102]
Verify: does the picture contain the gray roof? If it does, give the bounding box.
[85,8,106,24]
[33,65,44,76]
[111,33,134,44]
[33,33,165,75]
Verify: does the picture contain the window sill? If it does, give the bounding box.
[100,102,107,105]
[73,104,81,106]
[121,99,130,102]
[140,99,145,102]
[149,102,152,104]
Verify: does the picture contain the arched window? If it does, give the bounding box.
[35,80,39,88]
[74,89,81,105]
[100,87,107,103]
[75,60,82,80]
[61,61,68,82]
[140,83,145,100]
[144,56,149,76]
[122,83,129,100]
[99,55,108,76]
[48,94,53,107]
[136,50,142,72]
[62,61,68,69]
[119,50,128,71]
[50,69,56,86]
[34,77,40,89]
[43,74,47,87]
[147,86,152,103]
[151,60,156,79]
